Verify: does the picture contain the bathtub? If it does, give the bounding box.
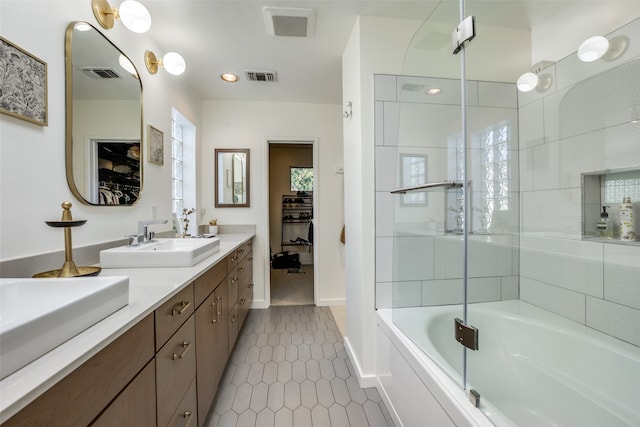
[376,300,640,427]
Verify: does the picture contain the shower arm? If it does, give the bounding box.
[390,181,463,194]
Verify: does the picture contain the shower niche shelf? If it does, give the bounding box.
[582,167,640,246]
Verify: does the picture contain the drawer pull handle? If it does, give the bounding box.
[239,298,246,305]
[172,300,191,316]
[239,249,245,254]
[211,301,218,323]
[239,267,246,272]
[172,341,192,360]
[182,411,193,425]
[217,296,223,318]
[249,283,254,289]
[249,257,254,261]
[230,278,237,284]
[231,256,237,262]
[231,314,237,323]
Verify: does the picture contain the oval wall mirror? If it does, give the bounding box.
[65,22,143,206]
[215,149,250,207]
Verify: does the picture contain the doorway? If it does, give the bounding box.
[268,142,315,305]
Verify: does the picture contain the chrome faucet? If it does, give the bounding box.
[132,218,168,245]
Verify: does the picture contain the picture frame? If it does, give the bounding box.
[147,125,164,166]
[0,37,48,126]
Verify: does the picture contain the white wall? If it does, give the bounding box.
[0,1,202,262]
[342,16,425,386]
[201,100,345,308]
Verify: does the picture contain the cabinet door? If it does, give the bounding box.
[156,316,196,427]
[214,283,229,380]
[195,291,219,427]
[228,304,239,353]
[91,360,156,427]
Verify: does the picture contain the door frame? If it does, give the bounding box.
[263,137,319,306]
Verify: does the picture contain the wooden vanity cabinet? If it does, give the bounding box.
[2,314,155,427]
[2,238,254,427]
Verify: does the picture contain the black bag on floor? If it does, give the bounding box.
[272,251,301,269]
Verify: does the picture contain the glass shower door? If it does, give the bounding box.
[382,0,467,389]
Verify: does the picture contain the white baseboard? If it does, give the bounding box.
[250,299,270,309]
[344,336,378,388]
[316,297,346,306]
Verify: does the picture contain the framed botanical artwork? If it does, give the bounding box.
[147,125,164,165]
[0,37,48,126]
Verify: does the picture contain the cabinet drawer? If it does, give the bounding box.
[228,304,239,353]
[227,267,238,308]
[91,359,156,427]
[166,378,197,427]
[237,252,252,291]
[237,240,252,262]
[3,314,154,427]
[156,316,196,427]
[194,260,227,308]
[226,251,239,271]
[155,284,195,351]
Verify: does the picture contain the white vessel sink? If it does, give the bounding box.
[0,276,129,380]
[99,237,220,268]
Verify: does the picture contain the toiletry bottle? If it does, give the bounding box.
[596,206,612,238]
[620,197,636,240]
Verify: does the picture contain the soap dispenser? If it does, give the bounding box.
[596,205,612,238]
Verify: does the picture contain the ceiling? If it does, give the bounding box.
[140,1,637,105]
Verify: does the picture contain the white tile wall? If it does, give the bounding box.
[383,102,400,146]
[376,281,424,309]
[520,235,604,298]
[374,75,398,102]
[477,81,518,108]
[518,100,545,148]
[586,296,640,347]
[521,277,586,324]
[603,244,640,310]
[521,189,582,235]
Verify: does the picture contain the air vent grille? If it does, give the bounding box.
[245,71,277,82]
[82,67,121,79]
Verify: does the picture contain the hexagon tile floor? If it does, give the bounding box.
[206,305,395,427]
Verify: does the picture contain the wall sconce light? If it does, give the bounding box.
[578,36,609,62]
[92,0,151,33]
[516,60,554,93]
[145,50,186,76]
[343,101,353,119]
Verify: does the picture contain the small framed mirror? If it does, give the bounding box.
[215,149,250,207]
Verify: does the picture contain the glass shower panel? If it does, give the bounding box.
[379,0,467,388]
[462,4,640,427]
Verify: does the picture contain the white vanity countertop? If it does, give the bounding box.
[0,232,255,423]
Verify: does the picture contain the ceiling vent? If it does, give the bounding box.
[263,7,315,37]
[81,67,121,79]
[245,70,278,82]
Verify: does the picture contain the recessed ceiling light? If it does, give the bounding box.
[426,88,441,95]
[221,73,238,83]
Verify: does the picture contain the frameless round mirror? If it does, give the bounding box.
[215,149,250,207]
[65,22,143,205]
